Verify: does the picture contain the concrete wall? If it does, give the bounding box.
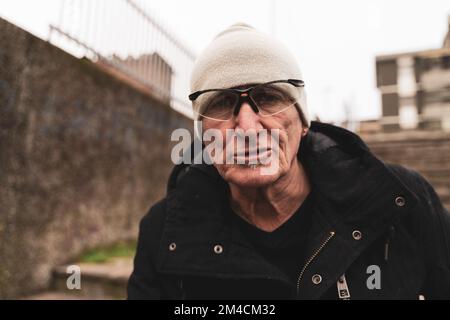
[0,17,192,298]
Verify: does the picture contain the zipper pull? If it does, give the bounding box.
[179,279,186,300]
[337,274,351,300]
[384,241,390,261]
[384,225,396,261]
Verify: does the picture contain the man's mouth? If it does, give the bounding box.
[233,148,272,165]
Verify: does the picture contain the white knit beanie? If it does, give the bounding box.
[190,22,310,127]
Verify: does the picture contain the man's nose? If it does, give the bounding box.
[234,102,263,130]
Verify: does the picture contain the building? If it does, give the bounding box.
[375,15,450,132]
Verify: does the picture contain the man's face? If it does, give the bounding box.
[201,94,307,188]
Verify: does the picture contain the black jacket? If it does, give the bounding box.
[128,121,450,300]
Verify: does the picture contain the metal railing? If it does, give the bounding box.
[48,0,196,118]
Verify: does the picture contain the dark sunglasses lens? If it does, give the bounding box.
[250,83,294,115]
[200,91,238,120]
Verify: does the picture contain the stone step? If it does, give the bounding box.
[371,143,450,149]
[420,170,450,181]
[372,149,450,157]
[50,257,133,300]
[435,187,450,202]
[375,155,450,166]
[371,146,450,155]
[410,163,450,170]
[412,165,450,172]
[419,175,448,185]
[426,177,450,189]
[23,291,96,300]
[372,151,450,159]
[371,154,450,169]
[368,138,450,148]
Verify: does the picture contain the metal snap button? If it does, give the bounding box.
[395,196,406,207]
[352,230,362,241]
[312,274,322,285]
[214,245,223,254]
[169,242,177,251]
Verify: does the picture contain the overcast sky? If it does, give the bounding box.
[1,0,449,122]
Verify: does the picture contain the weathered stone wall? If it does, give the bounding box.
[0,17,192,298]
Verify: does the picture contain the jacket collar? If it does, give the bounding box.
[156,121,420,296]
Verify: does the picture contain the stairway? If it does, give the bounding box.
[25,257,132,300]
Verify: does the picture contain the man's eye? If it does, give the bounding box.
[211,95,234,108]
[255,92,282,104]
[262,94,279,101]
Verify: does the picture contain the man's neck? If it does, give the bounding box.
[229,159,311,232]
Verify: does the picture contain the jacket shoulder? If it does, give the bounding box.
[384,163,449,229]
[385,163,450,266]
[138,198,168,252]
[385,163,432,199]
[128,199,168,299]
[141,198,168,224]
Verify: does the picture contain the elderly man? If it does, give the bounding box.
[128,23,450,300]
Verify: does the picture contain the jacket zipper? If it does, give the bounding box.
[384,225,396,261]
[179,279,186,300]
[337,274,351,299]
[296,231,336,295]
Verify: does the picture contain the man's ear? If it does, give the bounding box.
[294,102,309,131]
[301,127,309,137]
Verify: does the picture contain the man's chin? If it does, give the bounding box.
[219,164,281,187]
